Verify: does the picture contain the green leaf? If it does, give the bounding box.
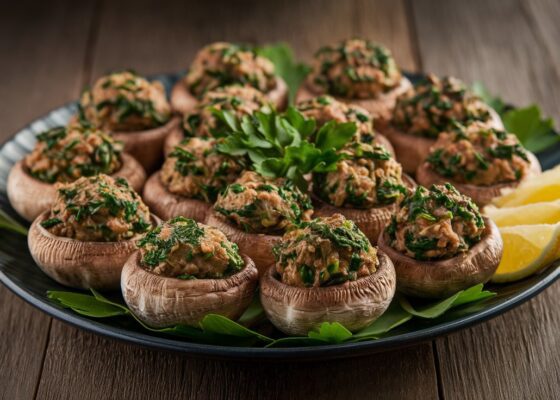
[399,284,496,319]
[200,314,272,343]
[0,209,28,235]
[315,121,357,151]
[237,295,265,327]
[308,322,352,343]
[352,300,412,339]
[502,105,558,153]
[256,43,311,104]
[47,291,128,318]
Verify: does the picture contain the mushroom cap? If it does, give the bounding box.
[142,171,210,222]
[7,153,146,222]
[260,251,396,336]
[163,126,184,156]
[313,174,416,244]
[121,252,258,328]
[415,151,542,207]
[382,108,504,175]
[112,116,181,174]
[170,77,289,116]
[377,217,503,298]
[28,211,159,290]
[374,133,395,157]
[296,77,412,130]
[205,212,280,277]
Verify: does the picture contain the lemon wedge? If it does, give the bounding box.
[484,200,560,227]
[492,165,560,207]
[492,223,560,283]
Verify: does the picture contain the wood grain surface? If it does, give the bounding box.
[0,0,558,399]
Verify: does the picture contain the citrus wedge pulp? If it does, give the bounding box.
[492,165,560,207]
[492,223,560,283]
[484,200,560,227]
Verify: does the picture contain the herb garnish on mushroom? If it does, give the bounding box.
[28,174,155,289]
[261,214,396,335]
[171,42,288,114]
[143,137,246,221]
[416,122,541,206]
[121,216,258,327]
[297,39,411,128]
[7,123,146,221]
[80,70,180,172]
[383,74,504,174]
[378,183,503,298]
[313,141,415,243]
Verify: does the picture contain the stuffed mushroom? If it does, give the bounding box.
[28,174,155,289]
[378,183,503,298]
[260,214,396,336]
[313,142,415,243]
[297,39,411,128]
[206,171,313,275]
[416,122,541,206]
[165,85,270,154]
[171,42,288,115]
[121,216,258,328]
[383,74,504,174]
[80,71,181,173]
[7,123,146,221]
[296,95,394,154]
[143,137,245,222]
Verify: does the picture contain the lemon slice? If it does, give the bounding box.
[492,223,560,283]
[484,200,560,227]
[492,165,560,207]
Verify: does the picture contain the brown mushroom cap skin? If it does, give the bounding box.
[112,116,181,174]
[205,212,280,277]
[6,153,146,222]
[121,252,258,328]
[260,251,396,336]
[296,77,412,130]
[142,171,210,222]
[28,212,159,290]
[163,127,184,156]
[415,151,542,207]
[313,174,416,244]
[383,108,504,175]
[170,77,289,116]
[377,217,503,299]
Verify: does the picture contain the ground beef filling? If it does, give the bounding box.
[160,137,245,202]
[296,95,377,144]
[426,122,531,185]
[138,216,244,279]
[393,75,494,138]
[273,214,379,287]
[183,85,269,138]
[24,124,122,183]
[80,71,171,131]
[40,174,151,242]
[214,171,313,234]
[386,184,485,260]
[306,39,402,99]
[314,143,406,208]
[185,42,277,97]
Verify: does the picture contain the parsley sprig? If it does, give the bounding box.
[215,108,357,190]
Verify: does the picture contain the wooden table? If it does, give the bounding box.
[1,1,559,399]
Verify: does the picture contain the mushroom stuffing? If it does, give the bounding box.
[121,217,258,327]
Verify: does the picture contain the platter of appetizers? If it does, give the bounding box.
[1,40,559,360]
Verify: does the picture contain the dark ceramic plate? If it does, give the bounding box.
[1,73,559,360]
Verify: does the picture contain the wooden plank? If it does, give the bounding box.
[0,1,96,399]
[37,321,438,400]
[35,1,439,399]
[412,1,560,398]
